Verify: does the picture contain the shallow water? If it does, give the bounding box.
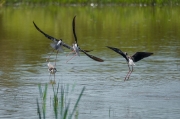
[0,5,180,119]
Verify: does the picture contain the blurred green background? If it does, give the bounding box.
[0,0,180,5]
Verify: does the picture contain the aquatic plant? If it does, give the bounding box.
[37,84,48,119]
[36,83,85,119]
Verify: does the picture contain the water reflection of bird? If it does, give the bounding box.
[107,46,153,81]
[47,62,57,82]
[33,22,67,65]
[66,16,104,63]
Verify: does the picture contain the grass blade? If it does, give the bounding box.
[63,100,70,119]
[42,84,48,119]
[68,86,85,119]
[36,98,42,119]
[38,84,43,99]
[60,85,64,116]
[52,83,59,119]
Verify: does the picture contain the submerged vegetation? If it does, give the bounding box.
[1,0,180,6]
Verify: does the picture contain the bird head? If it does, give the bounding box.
[124,52,128,56]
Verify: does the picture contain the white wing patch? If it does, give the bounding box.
[50,42,63,52]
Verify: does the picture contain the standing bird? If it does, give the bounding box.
[66,16,104,63]
[107,46,153,81]
[33,22,67,65]
[47,62,57,82]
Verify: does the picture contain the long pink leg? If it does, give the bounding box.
[49,73,51,80]
[54,51,58,66]
[46,50,55,62]
[127,66,133,80]
[66,50,75,57]
[53,74,56,82]
[66,53,77,63]
[124,65,131,81]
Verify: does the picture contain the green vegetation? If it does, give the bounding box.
[2,0,180,6]
[37,83,85,119]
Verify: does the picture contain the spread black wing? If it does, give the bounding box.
[106,46,128,61]
[72,16,78,44]
[33,21,59,42]
[80,50,104,62]
[83,50,93,52]
[61,42,73,50]
[72,16,99,61]
[72,16,93,52]
[33,21,74,51]
[131,52,153,62]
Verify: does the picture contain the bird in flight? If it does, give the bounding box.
[66,16,104,63]
[107,46,153,81]
[33,21,71,65]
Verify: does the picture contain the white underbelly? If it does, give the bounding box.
[129,59,135,66]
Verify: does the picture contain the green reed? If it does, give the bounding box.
[52,83,59,119]
[37,83,85,119]
[37,84,48,119]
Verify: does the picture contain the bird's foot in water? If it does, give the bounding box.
[49,80,56,85]
[124,77,128,81]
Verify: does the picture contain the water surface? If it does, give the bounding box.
[0,5,180,119]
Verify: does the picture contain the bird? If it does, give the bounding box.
[106,46,153,81]
[66,16,104,63]
[33,21,68,65]
[47,62,57,82]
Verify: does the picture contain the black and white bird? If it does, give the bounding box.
[66,16,104,63]
[47,62,57,81]
[33,21,70,65]
[107,46,153,81]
